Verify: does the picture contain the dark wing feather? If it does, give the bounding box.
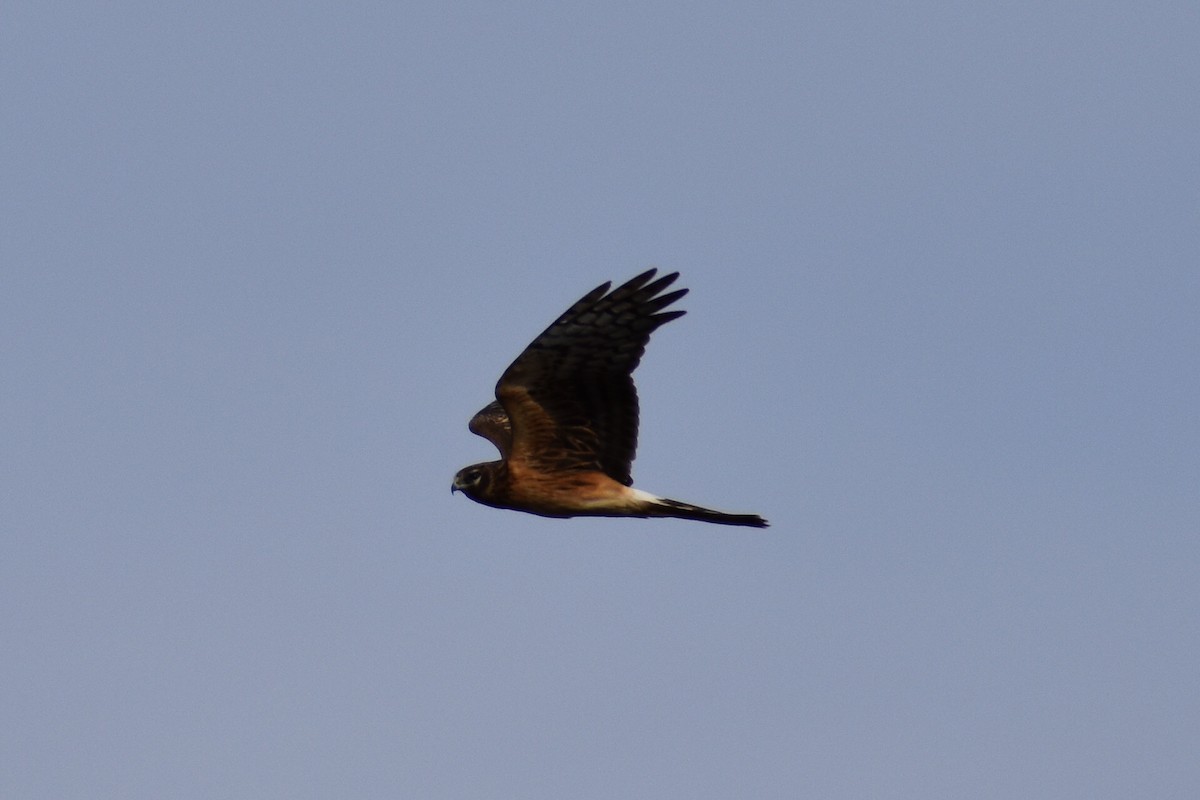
[468,399,512,458]
[495,269,687,485]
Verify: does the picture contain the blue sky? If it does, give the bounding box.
[3,2,1198,797]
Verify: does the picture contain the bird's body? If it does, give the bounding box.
[453,270,767,528]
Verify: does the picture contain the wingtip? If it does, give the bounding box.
[623,268,682,292]
[646,270,681,291]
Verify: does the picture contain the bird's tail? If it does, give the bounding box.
[651,497,769,528]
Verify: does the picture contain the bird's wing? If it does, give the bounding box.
[467,399,513,458]
[494,269,686,485]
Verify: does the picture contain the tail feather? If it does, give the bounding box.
[653,497,769,528]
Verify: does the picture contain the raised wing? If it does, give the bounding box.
[468,399,512,458]
[495,269,686,485]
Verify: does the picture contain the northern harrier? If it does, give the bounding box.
[452,269,768,528]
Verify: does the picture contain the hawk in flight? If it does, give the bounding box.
[452,269,768,528]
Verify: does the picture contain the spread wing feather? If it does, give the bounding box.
[494,269,686,485]
[468,399,512,458]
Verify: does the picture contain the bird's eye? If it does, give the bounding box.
[467,469,482,485]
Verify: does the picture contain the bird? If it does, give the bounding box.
[452,269,768,528]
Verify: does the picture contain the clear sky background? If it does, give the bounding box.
[3,2,1198,798]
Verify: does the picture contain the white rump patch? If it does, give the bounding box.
[625,487,665,505]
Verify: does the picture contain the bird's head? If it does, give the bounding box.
[451,463,491,500]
